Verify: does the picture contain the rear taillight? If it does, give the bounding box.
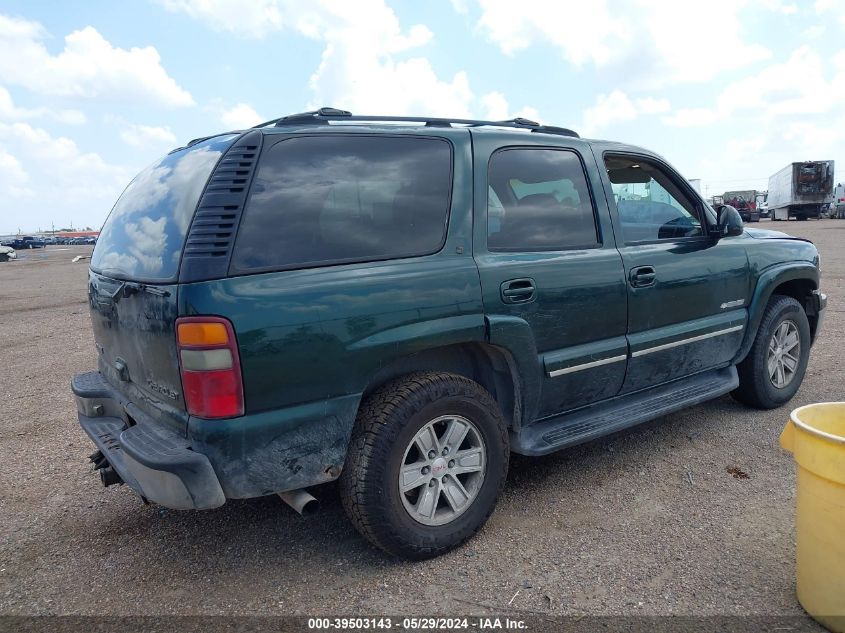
[176,316,244,419]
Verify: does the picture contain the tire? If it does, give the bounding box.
[731,295,811,409]
[340,371,509,559]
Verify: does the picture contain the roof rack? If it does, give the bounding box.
[252,107,579,138]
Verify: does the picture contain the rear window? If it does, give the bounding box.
[91,134,237,282]
[230,135,452,273]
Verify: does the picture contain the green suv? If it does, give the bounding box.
[73,108,826,559]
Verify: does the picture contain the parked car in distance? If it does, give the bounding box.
[72,108,826,559]
[7,236,45,249]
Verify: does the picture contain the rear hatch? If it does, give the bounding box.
[88,134,238,433]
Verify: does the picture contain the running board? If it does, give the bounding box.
[511,366,738,456]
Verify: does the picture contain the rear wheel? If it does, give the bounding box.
[732,295,810,409]
[340,371,509,559]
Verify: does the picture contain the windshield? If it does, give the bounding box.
[90,134,237,282]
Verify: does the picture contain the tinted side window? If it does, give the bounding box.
[231,136,452,272]
[487,148,599,251]
[605,155,703,242]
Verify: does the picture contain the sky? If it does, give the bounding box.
[0,0,844,234]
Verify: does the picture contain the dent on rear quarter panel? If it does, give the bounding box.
[189,396,361,497]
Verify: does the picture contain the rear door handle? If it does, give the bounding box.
[629,266,656,288]
[500,278,536,304]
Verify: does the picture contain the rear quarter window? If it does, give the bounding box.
[91,134,237,282]
[230,135,453,273]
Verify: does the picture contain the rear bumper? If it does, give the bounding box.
[72,371,225,510]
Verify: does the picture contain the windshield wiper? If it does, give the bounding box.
[110,281,170,304]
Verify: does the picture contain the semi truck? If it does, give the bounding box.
[768,161,835,221]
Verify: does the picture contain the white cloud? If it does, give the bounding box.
[663,108,720,128]
[582,90,670,135]
[477,0,625,65]
[814,0,845,27]
[157,0,285,38]
[119,123,177,149]
[583,91,637,134]
[761,0,799,14]
[309,51,474,117]
[663,45,845,129]
[0,14,193,107]
[163,0,486,118]
[0,121,134,230]
[716,46,839,118]
[801,24,826,39]
[0,86,86,124]
[635,97,671,115]
[220,102,264,128]
[158,0,433,50]
[0,148,32,198]
[480,91,542,122]
[450,0,470,14]
[480,92,509,120]
[473,0,770,85]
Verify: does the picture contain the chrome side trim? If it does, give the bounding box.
[548,354,627,378]
[720,299,745,309]
[631,325,744,358]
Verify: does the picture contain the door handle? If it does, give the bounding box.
[629,266,656,288]
[500,278,536,304]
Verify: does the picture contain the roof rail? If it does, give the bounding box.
[252,107,579,138]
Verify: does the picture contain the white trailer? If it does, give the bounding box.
[688,178,702,195]
[768,161,835,221]
[835,182,845,219]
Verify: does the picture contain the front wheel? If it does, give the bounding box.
[731,295,811,409]
[340,371,509,559]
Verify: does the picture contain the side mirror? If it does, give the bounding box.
[713,205,744,239]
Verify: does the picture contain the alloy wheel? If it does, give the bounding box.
[398,415,486,526]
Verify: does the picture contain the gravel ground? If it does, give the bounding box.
[0,224,842,623]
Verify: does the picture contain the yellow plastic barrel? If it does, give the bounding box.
[780,402,845,632]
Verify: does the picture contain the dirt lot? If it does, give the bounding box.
[0,225,842,623]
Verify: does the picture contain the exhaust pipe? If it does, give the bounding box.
[278,489,319,515]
